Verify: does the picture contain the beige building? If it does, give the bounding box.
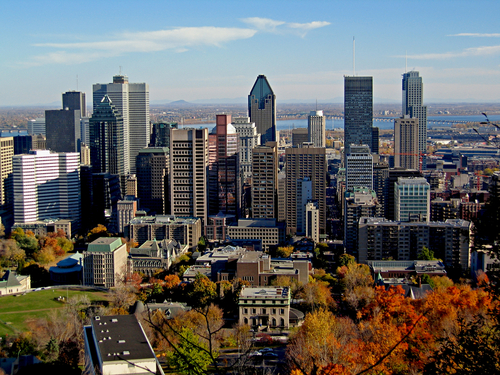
[169,128,209,225]
[239,287,291,329]
[13,219,72,238]
[127,215,202,250]
[116,196,138,234]
[227,219,285,251]
[83,237,129,288]
[285,145,326,235]
[0,137,13,206]
[394,116,419,170]
[252,142,278,219]
[305,201,320,243]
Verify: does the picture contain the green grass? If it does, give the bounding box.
[0,288,110,336]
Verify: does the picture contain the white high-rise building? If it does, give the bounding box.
[93,75,150,174]
[27,118,46,136]
[308,110,326,148]
[296,177,313,234]
[346,144,373,190]
[13,150,80,229]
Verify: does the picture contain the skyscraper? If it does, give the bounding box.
[346,144,373,190]
[344,76,373,156]
[252,142,278,219]
[0,137,13,206]
[93,74,149,174]
[308,110,326,148]
[169,128,209,225]
[394,116,419,170]
[136,147,169,215]
[89,95,128,175]
[208,114,240,218]
[13,150,80,229]
[232,116,260,183]
[402,71,427,154]
[63,91,86,117]
[249,75,276,145]
[45,108,81,153]
[285,145,326,235]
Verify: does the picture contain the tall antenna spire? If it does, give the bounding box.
[353,37,356,76]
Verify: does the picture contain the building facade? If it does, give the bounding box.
[13,150,80,230]
[136,147,169,215]
[285,145,326,234]
[45,108,81,153]
[308,110,326,148]
[402,71,427,154]
[93,75,149,174]
[344,76,373,156]
[394,177,430,222]
[252,142,278,219]
[89,95,127,175]
[0,137,13,206]
[249,75,276,145]
[395,116,419,170]
[239,287,290,329]
[232,116,260,182]
[83,237,129,288]
[346,144,373,190]
[169,128,209,225]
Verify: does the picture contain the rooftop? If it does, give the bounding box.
[87,237,124,253]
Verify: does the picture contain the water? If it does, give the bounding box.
[184,114,500,132]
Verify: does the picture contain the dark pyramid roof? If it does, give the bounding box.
[249,75,274,109]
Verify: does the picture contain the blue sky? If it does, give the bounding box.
[1,0,500,106]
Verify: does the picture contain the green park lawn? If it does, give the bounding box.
[0,288,110,336]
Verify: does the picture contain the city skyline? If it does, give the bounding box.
[1,1,500,106]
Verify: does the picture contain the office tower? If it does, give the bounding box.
[233,117,260,182]
[125,174,138,197]
[285,145,326,235]
[344,187,381,258]
[382,168,422,220]
[169,128,209,225]
[296,177,313,234]
[305,201,320,243]
[308,110,326,148]
[150,122,178,147]
[208,114,240,218]
[249,75,276,145]
[395,177,430,222]
[80,117,90,145]
[0,137,13,206]
[45,108,81,153]
[13,150,80,229]
[80,143,90,165]
[344,76,373,156]
[63,91,86,117]
[136,147,169,215]
[28,118,45,135]
[277,172,286,222]
[346,144,373,190]
[89,95,128,175]
[394,116,419,170]
[371,127,379,154]
[292,128,309,147]
[402,71,427,154]
[83,238,128,288]
[93,74,149,174]
[252,142,278,219]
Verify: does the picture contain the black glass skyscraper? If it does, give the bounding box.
[344,76,373,156]
[248,75,276,145]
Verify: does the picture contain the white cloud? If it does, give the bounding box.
[241,17,285,32]
[240,17,329,36]
[398,45,500,60]
[448,33,500,37]
[28,27,257,66]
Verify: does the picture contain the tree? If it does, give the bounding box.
[166,328,214,374]
[338,254,355,267]
[297,280,335,312]
[418,246,436,260]
[197,236,207,252]
[34,246,55,264]
[276,245,294,258]
[86,224,110,243]
[186,274,217,308]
